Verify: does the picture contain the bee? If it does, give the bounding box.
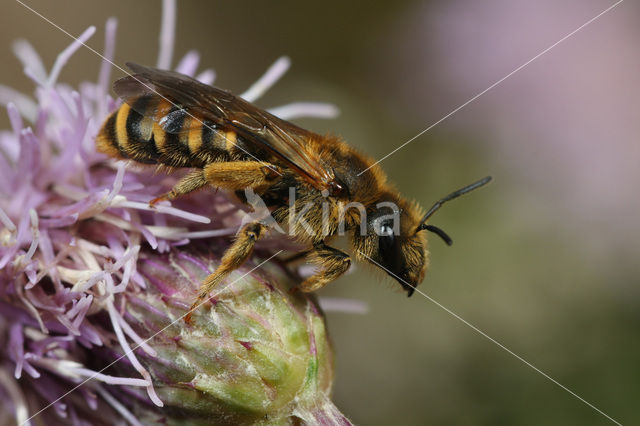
[97,63,491,321]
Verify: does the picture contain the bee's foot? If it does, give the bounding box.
[149,194,170,208]
[184,307,196,325]
[289,286,301,295]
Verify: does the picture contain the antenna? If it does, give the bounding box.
[416,176,492,233]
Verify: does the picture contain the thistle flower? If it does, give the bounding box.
[0,2,351,424]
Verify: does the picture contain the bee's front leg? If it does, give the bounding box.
[185,221,266,323]
[298,242,351,293]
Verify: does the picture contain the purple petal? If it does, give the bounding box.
[47,26,96,87]
[175,50,200,76]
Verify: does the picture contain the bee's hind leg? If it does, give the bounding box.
[150,160,280,206]
[203,161,280,190]
[185,221,267,323]
[297,242,351,293]
[149,169,208,206]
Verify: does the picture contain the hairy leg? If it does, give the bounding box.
[150,161,279,206]
[203,161,279,191]
[185,222,267,323]
[298,242,351,293]
[150,169,208,206]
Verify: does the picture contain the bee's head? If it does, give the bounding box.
[354,176,492,296]
[353,195,429,296]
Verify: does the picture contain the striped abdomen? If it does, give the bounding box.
[96,96,239,168]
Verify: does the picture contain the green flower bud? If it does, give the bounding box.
[108,248,350,425]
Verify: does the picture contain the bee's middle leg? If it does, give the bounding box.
[185,221,267,323]
[298,243,351,293]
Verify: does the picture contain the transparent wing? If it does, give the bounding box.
[114,63,336,190]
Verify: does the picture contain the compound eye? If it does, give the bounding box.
[376,220,402,275]
[374,216,396,238]
[380,223,394,237]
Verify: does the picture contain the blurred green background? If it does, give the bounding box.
[2,0,638,424]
